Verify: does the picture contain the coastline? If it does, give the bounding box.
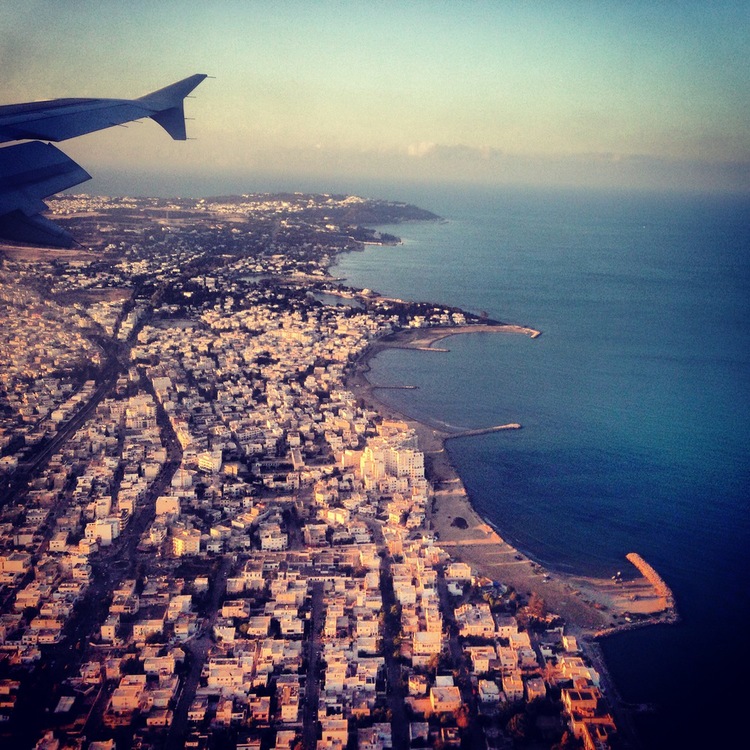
[346,323,679,747]
[346,321,678,743]
[347,323,677,636]
[328,189,750,750]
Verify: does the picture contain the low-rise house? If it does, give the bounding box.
[497,645,517,671]
[478,679,501,704]
[358,723,393,750]
[246,615,272,637]
[247,694,271,724]
[445,561,472,582]
[558,655,601,686]
[213,619,236,643]
[143,653,176,676]
[502,670,525,702]
[412,630,442,663]
[580,721,617,750]
[525,676,547,702]
[467,645,498,674]
[132,606,166,643]
[222,599,250,619]
[188,696,209,723]
[562,687,601,718]
[101,614,120,642]
[495,615,519,639]
[110,674,147,713]
[277,681,301,723]
[429,686,462,714]
[454,602,495,638]
[320,718,348,746]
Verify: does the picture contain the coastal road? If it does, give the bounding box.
[0,348,123,506]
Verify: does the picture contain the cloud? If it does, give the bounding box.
[407,142,504,162]
[407,142,437,158]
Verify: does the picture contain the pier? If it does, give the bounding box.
[626,552,676,609]
[590,553,679,639]
[445,423,521,439]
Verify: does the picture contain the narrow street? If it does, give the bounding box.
[378,555,409,750]
[436,572,483,746]
[301,582,324,750]
[165,555,233,750]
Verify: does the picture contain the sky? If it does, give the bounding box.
[1,0,748,196]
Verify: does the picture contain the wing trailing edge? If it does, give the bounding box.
[0,74,206,246]
[136,74,207,140]
[0,74,207,145]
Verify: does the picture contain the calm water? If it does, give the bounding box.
[334,184,750,748]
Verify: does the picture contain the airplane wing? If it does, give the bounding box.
[0,141,91,247]
[0,74,206,247]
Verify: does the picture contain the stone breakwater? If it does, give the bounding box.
[626,553,675,606]
[592,553,679,639]
[444,423,521,438]
[375,323,542,352]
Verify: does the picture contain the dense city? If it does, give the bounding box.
[1,193,620,750]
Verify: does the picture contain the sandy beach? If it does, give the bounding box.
[348,323,677,637]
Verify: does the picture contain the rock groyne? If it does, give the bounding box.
[626,552,676,609]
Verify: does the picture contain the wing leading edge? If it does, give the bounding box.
[0,74,206,247]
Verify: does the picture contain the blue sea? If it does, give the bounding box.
[333,184,750,748]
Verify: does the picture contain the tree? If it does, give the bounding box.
[483,590,500,610]
[455,703,470,729]
[551,730,579,750]
[427,653,441,674]
[21,606,39,623]
[528,591,547,619]
[506,712,532,742]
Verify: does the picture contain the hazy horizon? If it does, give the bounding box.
[66,167,750,207]
[3,1,748,195]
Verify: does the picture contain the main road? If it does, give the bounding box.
[301,581,324,750]
[366,521,409,750]
[164,555,233,750]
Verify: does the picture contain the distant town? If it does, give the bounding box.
[1,193,625,750]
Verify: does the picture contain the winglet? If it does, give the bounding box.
[137,74,207,140]
[150,106,189,141]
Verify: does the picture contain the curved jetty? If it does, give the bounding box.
[626,552,676,610]
[589,554,679,639]
[374,323,542,352]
